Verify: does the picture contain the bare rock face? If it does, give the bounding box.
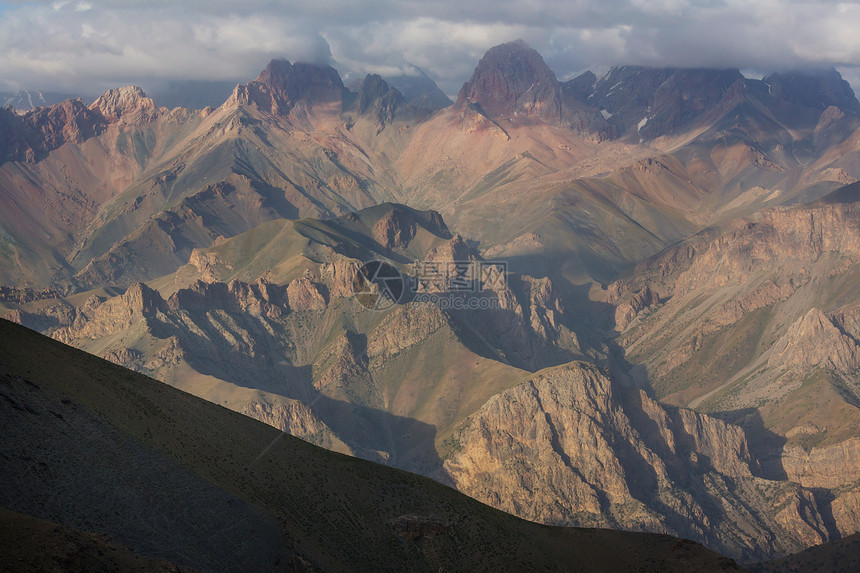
[586,66,744,138]
[320,257,361,299]
[639,68,744,139]
[53,283,167,343]
[769,309,860,373]
[831,486,860,536]
[372,207,418,250]
[367,304,448,361]
[456,40,563,123]
[764,68,860,113]
[286,276,327,311]
[355,74,406,131]
[230,59,344,116]
[89,86,158,123]
[442,361,830,561]
[1,99,106,163]
[424,234,475,263]
[615,286,659,331]
[782,438,860,489]
[168,279,288,320]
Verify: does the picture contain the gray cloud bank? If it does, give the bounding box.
[2,0,860,97]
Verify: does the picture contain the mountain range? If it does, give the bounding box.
[2,39,860,568]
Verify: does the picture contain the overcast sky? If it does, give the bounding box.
[2,0,860,97]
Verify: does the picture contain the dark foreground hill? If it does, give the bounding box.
[0,318,742,572]
[750,532,860,573]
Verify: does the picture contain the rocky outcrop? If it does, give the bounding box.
[781,438,860,489]
[286,276,327,311]
[615,286,659,331]
[454,40,607,134]
[768,309,860,373]
[320,257,361,298]
[442,361,830,561]
[456,40,563,123]
[367,304,449,361]
[89,86,158,123]
[423,234,475,264]
[764,68,860,113]
[168,279,288,319]
[639,68,744,139]
[355,74,406,131]
[831,486,860,537]
[53,283,167,343]
[0,85,163,164]
[229,59,345,116]
[0,99,106,163]
[372,206,419,250]
[0,286,63,304]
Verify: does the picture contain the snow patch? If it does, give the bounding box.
[637,116,649,143]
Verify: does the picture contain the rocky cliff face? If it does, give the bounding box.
[354,74,406,132]
[241,399,351,453]
[229,59,345,116]
[0,86,163,165]
[442,362,831,561]
[768,308,860,373]
[764,68,860,113]
[456,40,563,123]
[588,66,745,139]
[0,98,106,163]
[606,185,860,549]
[89,86,159,123]
[453,40,607,134]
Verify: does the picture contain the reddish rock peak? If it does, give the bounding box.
[456,40,562,122]
[89,86,157,122]
[1,98,105,163]
[231,59,345,116]
[256,58,294,89]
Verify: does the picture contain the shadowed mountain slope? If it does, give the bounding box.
[0,318,743,572]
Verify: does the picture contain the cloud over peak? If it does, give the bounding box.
[1,0,858,96]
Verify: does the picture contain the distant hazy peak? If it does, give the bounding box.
[384,66,452,111]
[763,68,860,113]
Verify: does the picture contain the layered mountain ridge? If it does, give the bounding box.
[3,39,860,565]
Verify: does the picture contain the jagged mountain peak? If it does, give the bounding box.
[89,85,157,122]
[384,66,452,111]
[356,74,402,113]
[763,67,860,113]
[231,58,345,115]
[255,59,343,93]
[588,66,745,138]
[456,39,562,122]
[562,70,597,103]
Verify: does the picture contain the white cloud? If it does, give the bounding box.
[0,0,858,96]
